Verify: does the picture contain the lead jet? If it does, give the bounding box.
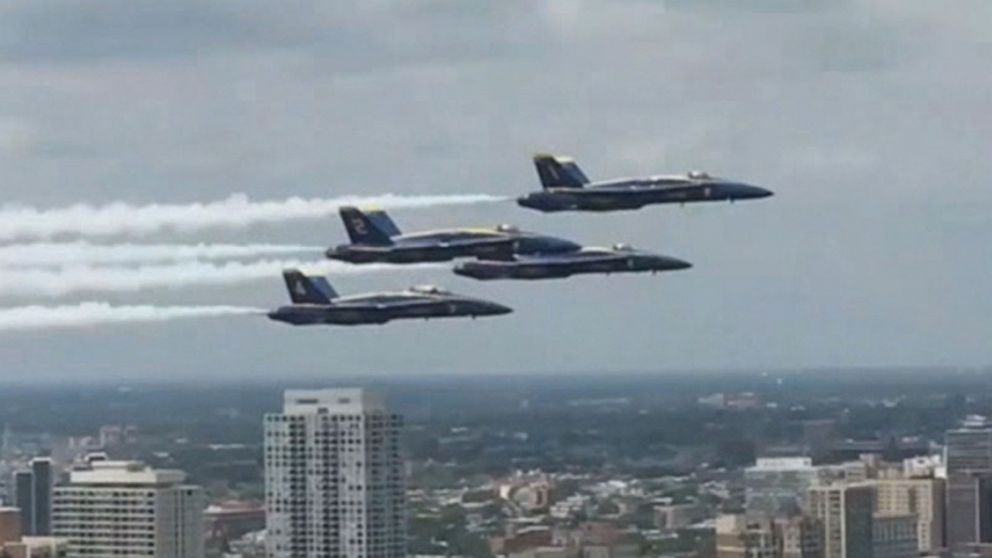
[326,206,581,264]
[517,154,773,212]
[268,269,512,326]
[453,244,692,281]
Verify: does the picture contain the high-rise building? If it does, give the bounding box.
[871,513,917,558]
[13,458,54,537]
[31,458,52,536]
[716,514,822,558]
[946,423,992,547]
[745,458,820,516]
[265,388,405,558]
[873,476,945,552]
[807,483,874,558]
[52,460,204,558]
[13,471,32,537]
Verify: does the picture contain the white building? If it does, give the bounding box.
[52,460,204,558]
[265,388,405,558]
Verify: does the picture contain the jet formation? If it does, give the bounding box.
[269,153,771,326]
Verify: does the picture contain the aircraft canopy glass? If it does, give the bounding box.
[687,170,711,180]
[409,285,450,295]
[613,243,634,252]
[496,224,519,233]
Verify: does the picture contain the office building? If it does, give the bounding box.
[716,514,822,558]
[872,513,917,558]
[946,423,992,547]
[13,458,53,537]
[807,483,874,558]
[265,388,405,558]
[31,458,52,536]
[873,476,945,552]
[52,460,204,558]
[13,472,32,537]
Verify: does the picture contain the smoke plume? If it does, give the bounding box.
[0,241,324,267]
[0,259,441,298]
[0,193,506,241]
[0,302,265,332]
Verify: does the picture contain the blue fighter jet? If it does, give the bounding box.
[517,153,773,212]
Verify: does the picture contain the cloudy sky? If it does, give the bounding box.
[1,0,990,382]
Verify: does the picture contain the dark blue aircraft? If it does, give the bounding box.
[268,270,512,326]
[326,206,581,264]
[517,154,773,212]
[453,244,692,281]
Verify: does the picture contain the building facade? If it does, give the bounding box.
[265,388,405,558]
[716,514,822,558]
[52,460,204,558]
[871,513,917,558]
[873,477,945,552]
[946,425,992,548]
[807,483,874,558]
[13,458,53,537]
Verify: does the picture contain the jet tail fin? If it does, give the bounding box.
[533,153,590,189]
[339,206,399,245]
[282,269,338,304]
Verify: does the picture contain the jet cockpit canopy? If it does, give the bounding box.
[495,224,519,233]
[409,285,450,295]
[612,243,635,252]
[687,170,711,180]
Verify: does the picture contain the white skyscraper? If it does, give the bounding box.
[53,460,204,558]
[265,388,405,558]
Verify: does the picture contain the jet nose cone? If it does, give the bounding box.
[666,257,693,270]
[654,256,692,271]
[740,184,774,199]
[485,302,513,316]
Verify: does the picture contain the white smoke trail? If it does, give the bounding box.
[0,259,441,298]
[0,302,265,332]
[0,193,507,241]
[0,241,324,267]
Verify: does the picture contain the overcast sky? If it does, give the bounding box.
[1,0,990,382]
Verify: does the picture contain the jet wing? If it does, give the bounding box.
[513,252,620,267]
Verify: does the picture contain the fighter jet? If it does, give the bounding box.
[326,206,581,264]
[517,154,773,212]
[453,244,692,281]
[268,269,512,326]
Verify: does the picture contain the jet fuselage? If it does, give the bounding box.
[453,246,692,280]
[268,288,512,325]
[518,177,773,212]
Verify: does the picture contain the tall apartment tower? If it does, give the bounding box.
[946,422,992,547]
[265,388,405,558]
[13,458,53,536]
[53,460,205,558]
[807,483,874,558]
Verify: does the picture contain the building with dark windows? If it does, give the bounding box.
[946,418,992,548]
